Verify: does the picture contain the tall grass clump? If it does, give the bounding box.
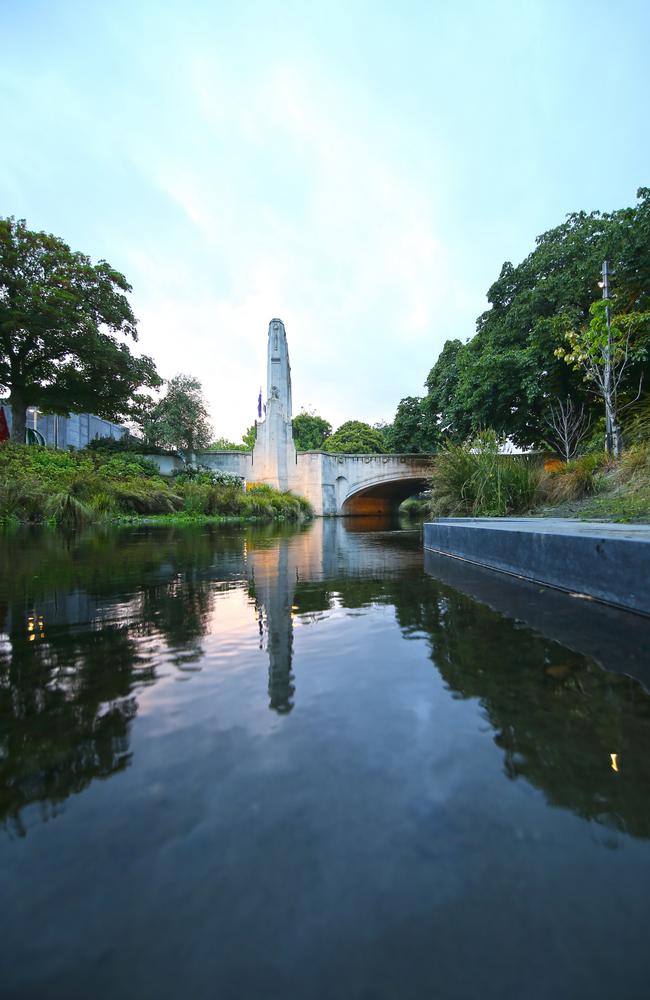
[539,453,607,504]
[430,431,542,517]
[45,491,96,527]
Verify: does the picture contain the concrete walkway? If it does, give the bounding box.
[423,518,650,615]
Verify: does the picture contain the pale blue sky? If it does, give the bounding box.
[2,0,648,438]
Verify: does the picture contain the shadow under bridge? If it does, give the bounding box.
[340,472,432,515]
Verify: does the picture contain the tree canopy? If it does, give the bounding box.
[292,410,332,450]
[385,396,438,453]
[0,217,160,443]
[323,420,386,454]
[210,437,249,452]
[422,188,650,447]
[143,374,212,453]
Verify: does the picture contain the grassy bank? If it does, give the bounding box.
[0,444,312,527]
[429,435,650,522]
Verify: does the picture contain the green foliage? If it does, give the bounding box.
[623,395,650,445]
[0,217,160,444]
[241,424,257,450]
[87,434,175,456]
[45,492,96,527]
[323,420,386,454]
[423,188,650,446]
[172,466,244,488]
[292,410,332,450]
[540,454,607,504]
[143,374,212,452]
[209,437,249,452]
[571,443,650,521]
[430,431,542,517]
[0,443,311,525]
[386,396,438,453]
[554,300,650,436]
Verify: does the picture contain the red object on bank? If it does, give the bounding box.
[0,407,10,442]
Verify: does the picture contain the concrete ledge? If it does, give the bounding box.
[423,518,650,616]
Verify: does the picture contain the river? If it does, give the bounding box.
[1,519,650,999]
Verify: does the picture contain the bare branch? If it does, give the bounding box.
[542,397,591,461]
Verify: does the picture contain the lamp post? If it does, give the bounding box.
[599,259,616,456]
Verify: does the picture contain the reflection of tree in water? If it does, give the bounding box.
[291,569,650,839]
[0,621,150,837]
[0,524,250,834]
[4,522,650,841]
[390,577,650,840]
[0,522,310,832]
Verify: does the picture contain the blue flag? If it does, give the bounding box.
[257,388,262,419]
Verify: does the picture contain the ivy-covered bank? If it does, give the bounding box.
[0,444,313,527]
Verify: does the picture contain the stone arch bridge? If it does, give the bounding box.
[150,319,433,515]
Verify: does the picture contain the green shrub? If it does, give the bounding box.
[86,434,175,456]
[0,484,23,524]
[112,487,183,514]
[619,442,650,480]
[94,454,161,479]
[244,496,275,518]
[173,466,244,488]
[430,432,542,517]
[89,491,118,515]
[0,443,312,524]
[539,454,607,504]
[182,483,212,515]
[46,492,95,527]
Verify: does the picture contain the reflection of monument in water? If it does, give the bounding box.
[249,539,296,714]
[247,519,424,714]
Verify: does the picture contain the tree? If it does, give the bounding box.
[386,396,438,453]
[242,424,257,450]
[145,374,212,453]
[323,420,386,454]
[422,188,650,446]
[542,397,591,461]
[210,437,248,452]
[555,300,649,457]
[292,409,332,450]
[0,217,160,443]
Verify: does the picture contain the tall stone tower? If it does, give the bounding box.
[252,319,296,490]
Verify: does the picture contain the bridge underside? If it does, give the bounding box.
[341,477,430,516]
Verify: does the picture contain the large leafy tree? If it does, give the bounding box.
[144,374,212,453]
[323,420,386,454]
[0,217,160,443]
[292,409,332,450]
[424,188,650,446]
[386,396,438,453]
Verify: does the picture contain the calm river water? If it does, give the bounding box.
[1,519,650,999]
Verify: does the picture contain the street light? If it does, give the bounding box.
[601,259,615,456]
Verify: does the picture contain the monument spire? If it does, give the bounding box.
[266,318,292,418]
[252,318,296,490]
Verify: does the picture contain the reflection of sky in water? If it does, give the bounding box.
[1,521,650,998]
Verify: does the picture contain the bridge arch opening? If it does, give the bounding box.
[340,476,430,516]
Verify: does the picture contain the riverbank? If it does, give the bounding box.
[429,440,650,523]
[0,443,313,527]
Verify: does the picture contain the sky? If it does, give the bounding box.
[1,0,649,440]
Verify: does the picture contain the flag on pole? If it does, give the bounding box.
[257,388,262,419]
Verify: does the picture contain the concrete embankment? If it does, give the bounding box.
[423,518,650,616]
